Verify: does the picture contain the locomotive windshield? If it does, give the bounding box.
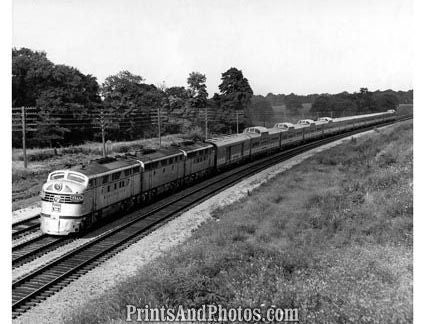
[50,172,65,180]
[67,172,86,183]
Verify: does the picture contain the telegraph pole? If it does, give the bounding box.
[236,110,239,134]
[13,106,37,168]
[99,110,106,157]
[157,106,161,147]
[205,106,208,139]
[21,106,27,168]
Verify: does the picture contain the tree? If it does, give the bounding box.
[12,48,101,147]
[36,64,101,146]
[165,86,189,109]
[246,96,274,126]
[12,48,54,107]
[285,93,303,114]
[355,87,376,112]
[101,71,163,140]
[311,95,335,114]
[374,93,399,112]
[218,67,253,111]
[187,72,208,108]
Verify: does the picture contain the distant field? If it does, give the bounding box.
[65,120,413,324]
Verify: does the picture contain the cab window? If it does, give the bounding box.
[67,173,85,183]
[50,172,65,180]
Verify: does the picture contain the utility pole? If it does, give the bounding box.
[157,106,161,147]
[236,110,239,134]
[99,110,106,157]
[157,81,167,148]
[205,106,208,139]
[21,106,27,168]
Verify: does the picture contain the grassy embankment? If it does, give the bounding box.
[66,120,413,323]
[12,135,184,209]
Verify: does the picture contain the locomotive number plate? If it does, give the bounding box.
[52,203,61,212]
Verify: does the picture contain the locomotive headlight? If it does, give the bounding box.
[70,194,84,202]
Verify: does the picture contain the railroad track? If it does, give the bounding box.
[12,215,41,240]
[12,116,411,318]
[12,235,71,269]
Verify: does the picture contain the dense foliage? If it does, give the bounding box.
[12,48,101,147]
[100,71,164,140]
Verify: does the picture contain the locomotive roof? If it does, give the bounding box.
[175,141,214,154]
[133,147,183,163]
[70,157,140,177]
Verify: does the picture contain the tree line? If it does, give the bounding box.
[258,88,412,118]
[12,48,255,148]
[12,47,413,148]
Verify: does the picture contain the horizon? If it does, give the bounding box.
[13,0,413,96]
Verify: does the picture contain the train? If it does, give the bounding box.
[39,111,397,235]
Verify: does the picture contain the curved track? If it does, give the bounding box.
[12,116,411,318]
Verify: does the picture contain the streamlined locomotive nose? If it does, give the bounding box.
[40,176,88,235]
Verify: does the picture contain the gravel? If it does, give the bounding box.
[12,202,41,225]
[12,231,44,249]
[12,125,398,324]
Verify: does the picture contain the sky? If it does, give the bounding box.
[12,0,413,96]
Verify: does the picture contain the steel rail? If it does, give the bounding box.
[12,216,41,239]
[12,235,72,269]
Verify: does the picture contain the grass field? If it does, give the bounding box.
[65,120,413,324]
